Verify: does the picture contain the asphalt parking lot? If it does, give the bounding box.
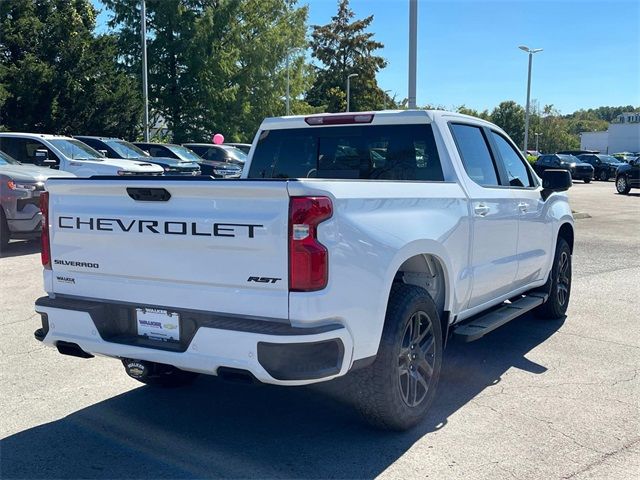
[1,180,638,479]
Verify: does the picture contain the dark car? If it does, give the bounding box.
[577,154,626,181]
[615,157,640,194]
[133,142,240,179]
[224,142,251,154]
[182,143,247,178]
[75,136,200,176]
[533,154,594,183]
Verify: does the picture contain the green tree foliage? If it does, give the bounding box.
[456,105,490,120]
[104,0,309,142]
[307,0,393,112]
[0,0,142,137]
[489,101,526,147]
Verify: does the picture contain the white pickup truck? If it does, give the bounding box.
[34,110,574,430]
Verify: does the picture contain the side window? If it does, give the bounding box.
[551,156,561,167]
[490,131,534,187]
[0,138,57,165]
[450,124,499,187]
[148,147,166,157]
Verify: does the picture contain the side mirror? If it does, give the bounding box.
[98,149,108,157]
[542,169,572,200]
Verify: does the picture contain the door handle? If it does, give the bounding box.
[518,202,529,213]
[474,203,490,217]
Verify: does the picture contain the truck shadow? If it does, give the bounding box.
[0,239,40,259]
[1,314,564,479]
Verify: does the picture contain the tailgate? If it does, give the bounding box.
[46,179,290,319]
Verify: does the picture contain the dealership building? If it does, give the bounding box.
[580,112,640,153]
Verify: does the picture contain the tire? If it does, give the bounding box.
[616,175,631,194]
[583,178,591,184]
[0,208,9,251]
[534,238,572,319]
[350,284,443,431]
[122,359,199,387]
[599,170,609,181]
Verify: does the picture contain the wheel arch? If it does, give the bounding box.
[557,222,574,253]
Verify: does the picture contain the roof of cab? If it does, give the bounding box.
[0,132,74,140]
[259,109,497,131]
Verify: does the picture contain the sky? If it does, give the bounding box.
[93,0,640,114]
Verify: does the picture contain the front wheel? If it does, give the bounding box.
[584,178,591,184]
[350,284,443,430]
[534,238,572,319]
[616,175,631,194]
[599,170,609,181]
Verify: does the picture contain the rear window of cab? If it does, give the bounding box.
[247,124,444,181]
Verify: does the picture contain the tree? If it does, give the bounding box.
[307,0,393,112]
[490,101,525,147]
[456,105,490,120]
[0,0,142,137]
[104,0,310,142]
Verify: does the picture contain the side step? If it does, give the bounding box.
[453,293,548,342]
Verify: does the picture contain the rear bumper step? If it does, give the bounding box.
[454,293,548,342]
[34,295,353,386]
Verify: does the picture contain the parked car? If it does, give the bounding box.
[615,157,640,194]
[75,136,200,176]
[0,149,74,249]
[133,142,239,178]
[533,154,594,183]
[224,142,251,154]
[183,143,247,165]
[577,154,626,181]
[0,133,163,177]
[611,152,638,163]
[182,143,246,178]
[557,149,599,156]
[35,110,574,430]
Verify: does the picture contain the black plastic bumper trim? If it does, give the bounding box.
[35,295,343,353]
[257,339,345,381]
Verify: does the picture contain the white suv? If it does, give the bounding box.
[0,133,163,177]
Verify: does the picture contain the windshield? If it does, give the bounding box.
[558,155,580,164]
[0,150,20,165]
[598,155,620,163]
[223,146,248,163]
[105,140,149,159]
[166,145,203,162]
[49,139,102,160]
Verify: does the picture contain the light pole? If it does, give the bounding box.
[346,73,358,112]
[534,132,542,152]
[141,0,149,141]
[519,45,543,152]
[408,0,417,109]
[285,47,303,116]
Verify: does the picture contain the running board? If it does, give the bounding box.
[453,293,548,342]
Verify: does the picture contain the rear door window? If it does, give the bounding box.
[248,124,443,181]
[449,124,499,187]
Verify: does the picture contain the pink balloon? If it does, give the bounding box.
[212,133,225,145]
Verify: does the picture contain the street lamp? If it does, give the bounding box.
[346,73,358,112]
[285,47,303,116]
[141,0,149,141]
[534,132,543,152]
[518,45,543,152]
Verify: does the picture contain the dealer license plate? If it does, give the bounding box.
[136,308,180,342]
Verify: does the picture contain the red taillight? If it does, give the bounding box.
[40,191,51,270]
[289,196,332,291]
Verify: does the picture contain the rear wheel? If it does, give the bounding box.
[534,238,572,319]
[583,178,591,184]
[616,175,631,194]
[350,284,443,431]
